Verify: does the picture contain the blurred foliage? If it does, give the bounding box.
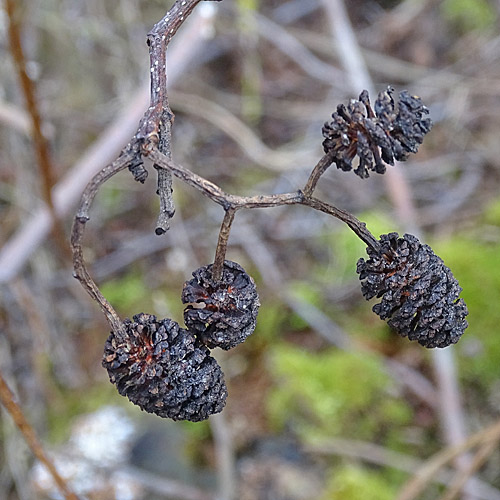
[251,298,289,346]
[236,0,262,123]
[318,464,398,500]
[316,211,400,285]
[441,0,497,33]
[266,344,412,443]
[100,273,151,314]
[432,197,500,386]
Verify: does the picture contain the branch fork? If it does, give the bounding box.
[70,0,382,334]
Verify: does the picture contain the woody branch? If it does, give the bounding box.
[71,0,381,329]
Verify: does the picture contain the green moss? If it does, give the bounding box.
[483,197,500,226]
[318,464,398,500]
[266,344,411,442]
[432,234,500,384]
[441,0,496,33]
[251,299,288,346]
[317,211,399,286]
[100,273,150,315]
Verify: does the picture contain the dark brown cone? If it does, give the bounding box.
[102,313,227,421]
[356,233,468,348]
[182,260,260,350]
[322,87,432,178]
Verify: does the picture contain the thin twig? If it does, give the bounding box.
[136,0,203,145]
[212,208,236,281]
[147,148,302,207]
[438,439,500,500]
[397,418,500,500]
[307,438,500,500]
[0,370,80,500]
[75,150,136,222]
[144,5,177,229]
[70,0,219,333]
[302,150,336,197]
[301,196,381,251]
[71,217,124,335]
[147,147,381,251]
[4,0,56,208]
[71,150,135,334]
[122,466,214,500]
[4,0,70,260]
[155,167,175,234]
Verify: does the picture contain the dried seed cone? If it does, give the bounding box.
[356,233,468,348]
[322,87,432,178]
[102,313,227,421]
[182,261,260,350]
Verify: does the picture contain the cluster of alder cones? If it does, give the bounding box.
[102,89,468,421]
[103,261,260,421]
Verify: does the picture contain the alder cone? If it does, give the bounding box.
[102,313,227,421]
[322,87,432,178]
[356,233,468,348]
[182,260,260,350]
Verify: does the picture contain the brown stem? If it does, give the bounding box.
[71,150,135,336]
[212,208,237,281]
[148,147,379,251]
[302,151,336,197]
[69,0,384,346]
[155,166,175,234]
[0,370,81,500]
[301,196,381,252]
[147,149,303,208]
[4,0,54,205]
[147,11,176,227]
[76,149,136,222]
[137,0,203,144]
[4,0,70,260]
[71,218,124,335]
[70,2,205,332]
[136,0,205,218]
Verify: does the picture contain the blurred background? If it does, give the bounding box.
[1,0,500,499]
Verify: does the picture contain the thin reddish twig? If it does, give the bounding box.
[4,0,70,259]
[0,370,81,500]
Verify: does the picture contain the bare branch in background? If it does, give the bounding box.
[397,419,500,500]
[4,0,71,264]
[307,438,500,500]
[0,371,81,500]
[122,466,214,500]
